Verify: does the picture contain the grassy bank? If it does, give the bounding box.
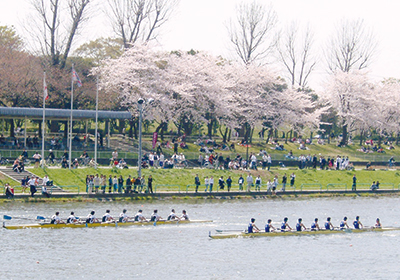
[23,167,400,193]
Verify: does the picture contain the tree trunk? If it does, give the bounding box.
[341,122,348,146]
[397,132,400,146]
[207,119,215,139]
[9,120,14,138]
[265,128,273,144]
[359,129,364,146]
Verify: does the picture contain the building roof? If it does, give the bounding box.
[0,107,132,121]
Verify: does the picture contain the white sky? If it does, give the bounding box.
[1,0,400,88]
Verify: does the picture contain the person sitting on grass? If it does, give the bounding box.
[4,183,14,199]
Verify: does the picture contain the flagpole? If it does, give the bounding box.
[41,71,46,169]
[94,74,99,169]
[69,65,74,170]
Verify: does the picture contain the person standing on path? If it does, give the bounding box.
[290,173,296,189]
[238,175,244,191]
[246,174,253,192]
[209,176,214,193]
[147,175,153,194]
[194,174,200,193]
[218,176,225,190]
[226,176,232,191]
[352,174,357,191]
[204,176,209,192]
[281,173,287,192]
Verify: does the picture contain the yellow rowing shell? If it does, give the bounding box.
[3,219,213,230]
[209,227,400,239]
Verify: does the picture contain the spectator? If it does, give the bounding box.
[125,175,132,193]
[4,183,14,199]
[290,173,296,188]
[194,174,200,193]
[226,176,232,191]
[33,152,41,168]
[118,175,124,193]
[281,173,287,192]
[246,174,253,192]
[238,175,244,191]
[61,158,68,168]
[218,176,225,190]
[352,174,357,191]
[209,176,214,193]
[147,175,153,194]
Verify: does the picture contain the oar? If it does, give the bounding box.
[216,229,245,233]
[3,215,38,221]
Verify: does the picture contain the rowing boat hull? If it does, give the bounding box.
[3,219,212,230]
[209,227,400,239]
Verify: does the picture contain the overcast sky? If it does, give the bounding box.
[1,0,400,88]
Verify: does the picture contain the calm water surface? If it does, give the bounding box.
[1,197,400,279]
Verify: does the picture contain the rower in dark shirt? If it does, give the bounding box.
[375,218,381,228]
[265,219,276,232]
[311,218,320,231]
[296,218,307,232]
[248,218,260,233]
[340,217,349,229]
[281,217,292,231]
[353,216,363,229]
[325,217,334,230]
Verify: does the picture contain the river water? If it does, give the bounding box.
[1,197,399,279]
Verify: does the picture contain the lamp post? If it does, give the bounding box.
[137,98,144,178]
[137,98,154,178]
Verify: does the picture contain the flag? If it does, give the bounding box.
[72,67,83,87]
[44,76,49,101]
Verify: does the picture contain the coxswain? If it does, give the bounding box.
[340,217,349,229]
[311,218,320,231]
[167,209,179,221]
[50,212,64,224]
[86,211,99,223]
[102,209,114,222]
[353,216,363,229]
[265,219,276,232]
[325,217,334,230]
[375,218,381,228]
[66,212,78,223]
[281,217,292,231]
[248,218,260,233]
[150,210,162,222]
[296,218,306,232]
[134,209,147,222]
[180,210,189,220]
[119,209,129,223]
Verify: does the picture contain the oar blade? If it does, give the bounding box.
[3,215,12,220]
[36,216,46,220]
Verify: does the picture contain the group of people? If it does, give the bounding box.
[248,216,381,233]
[296,154,352,170]
[85,174,154,194]
[20,175,52,197]
[197,152,273,171]
[193,173,296,193]
[50,208,189,224]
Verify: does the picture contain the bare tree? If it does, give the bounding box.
[275,22,316,88]
[106,0,179,49]
[29,0,91,68]
[227,1,277,65]
[326,18,377,73]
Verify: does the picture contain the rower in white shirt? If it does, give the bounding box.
[102,209,114,222]
[134,209,147,222]
[51,212,64,224]
[119,209,129,223]
[66,212,78,223]
[180,210,189,221]
[86,211,99,223]
[150,209,162,222]
[167,209,179,221]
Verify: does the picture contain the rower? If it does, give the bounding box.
[281,217,292,231]
[167,209,179,221]
[325,217,334,230]
[248,218,260,233]
[311,218,320,231]
[296,218,306,232]
[50,212,64,224]
[134,209,147,222]
[119,209,129,223]
[86,211,99,223]
[340,217,349,229]
[375,218,381,228]
[353,216,363,229]
[150,210,162,222]
[180,210,189,221]
[265,219,276,232]
[102,210,114,223]
[66,212,78,223]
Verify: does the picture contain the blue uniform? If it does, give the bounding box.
[248,223,254,233]
[325,222,331,230]
[340,221,346,229]
[311,223,317,230]
[353,220,360,229]
[281,222,286,230]
[296,223,302,232]
[265,224,270,232]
